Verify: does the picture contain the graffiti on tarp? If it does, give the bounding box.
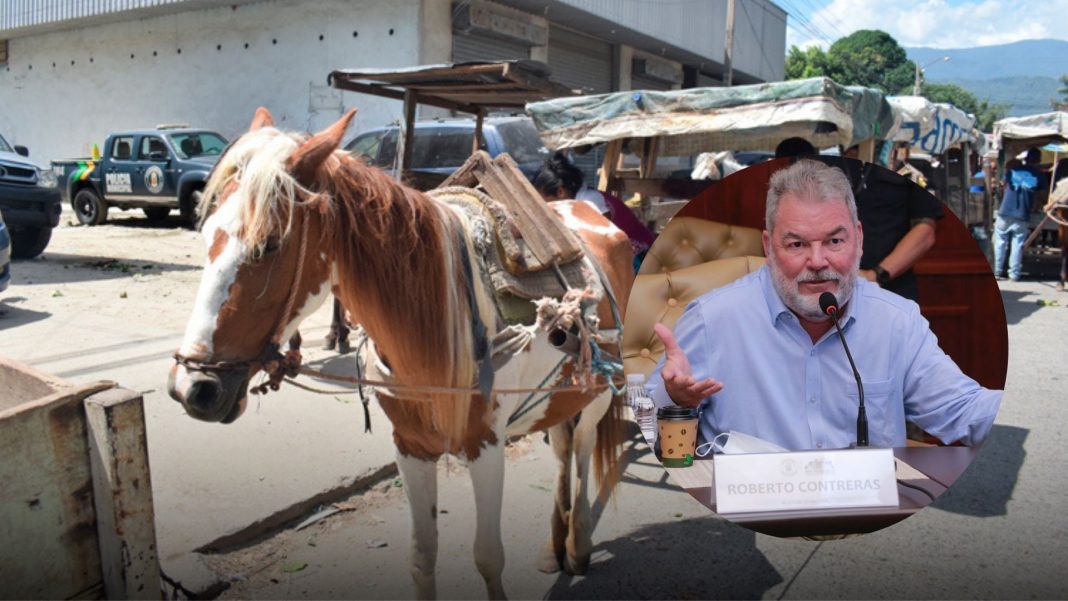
[901,107,972,155]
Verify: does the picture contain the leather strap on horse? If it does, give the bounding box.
[252,213,311,394]
[456,228,495,402]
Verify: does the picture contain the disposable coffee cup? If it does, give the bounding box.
[658,406,698,467]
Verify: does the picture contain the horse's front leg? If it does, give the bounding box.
[396,452,439,600]
[565,389,613,575]
[468,440,507,600]
[537,421,573,574]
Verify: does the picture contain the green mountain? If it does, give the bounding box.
[944,76,1061,117]
[906,39,1068,116]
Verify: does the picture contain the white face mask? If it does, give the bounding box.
[696,430,789,457]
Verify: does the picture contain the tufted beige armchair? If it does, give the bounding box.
[637,217,765,275]
[624,217,767,378]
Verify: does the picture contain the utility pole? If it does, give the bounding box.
[913,56,950,96]
[724,0,736,86]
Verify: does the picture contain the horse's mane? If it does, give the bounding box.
[203,125,484,444]
[201,128,307,251]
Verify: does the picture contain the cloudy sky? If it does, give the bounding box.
[781,0,1068,49]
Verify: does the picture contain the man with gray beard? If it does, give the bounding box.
[646,160,1001,451]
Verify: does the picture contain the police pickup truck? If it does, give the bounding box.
[53,126,227,226]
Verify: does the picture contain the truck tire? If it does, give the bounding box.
[180,189,203,229]
[9,225,53,259]
[143,207,171,221]
[73,188,107,225]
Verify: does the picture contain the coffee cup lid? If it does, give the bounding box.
[657,406,697,420]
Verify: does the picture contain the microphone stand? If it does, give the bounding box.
[819,291,868,448]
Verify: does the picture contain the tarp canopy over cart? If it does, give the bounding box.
[527,77,895,157]
[993,111,1068,160]
[526,77,895,226]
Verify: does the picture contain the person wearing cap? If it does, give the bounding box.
[994,147,1046,281]
[645,159,1001,451]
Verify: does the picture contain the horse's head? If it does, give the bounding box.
[168,107,356,423]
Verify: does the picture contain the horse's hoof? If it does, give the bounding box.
[536,546,563,574]
[322,337,337,351]
[337,338,353,354]
[564,554,590,576]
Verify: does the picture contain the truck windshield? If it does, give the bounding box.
[169,132,228,159]
[0,132,12,153]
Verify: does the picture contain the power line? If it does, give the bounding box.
[779,0,835,47]
[797,0,849,39]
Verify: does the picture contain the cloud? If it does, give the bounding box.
[786,0,1068,49]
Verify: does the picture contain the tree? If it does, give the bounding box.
[785,45,831,80]
[922,83,1009,131]
[1055,75,1068,110]
[784,30,916,94]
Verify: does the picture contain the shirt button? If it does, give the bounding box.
[816,442,823,448]
[640,348,651,358]
[667,298,678,307]
[809,397,816,403]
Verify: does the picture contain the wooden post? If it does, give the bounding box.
[396,89,418,182]
[597,139,623,194]
[472,108,485,155]
[724,0,736,86]
[858,138,876,163]
[639,137,660,229]
[86,388,161,600]
[962,144,973,225]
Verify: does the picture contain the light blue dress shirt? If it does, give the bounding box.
[647,266,1001,450]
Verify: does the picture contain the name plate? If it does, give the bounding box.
[714,448,898,514]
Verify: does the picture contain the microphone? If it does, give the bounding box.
[819,292,868,447]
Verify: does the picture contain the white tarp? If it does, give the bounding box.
[993,112,1068,157]
[887,96,976,155]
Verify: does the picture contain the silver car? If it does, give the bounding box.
[0,210,10,293]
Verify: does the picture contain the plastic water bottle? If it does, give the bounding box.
[626,374,657,445]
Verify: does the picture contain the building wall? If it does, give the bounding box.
[0,0,439,164]
[526,0,786,83]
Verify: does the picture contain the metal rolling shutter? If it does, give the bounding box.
[632,74,674,91]
[452,30,530,64]
[547,26,613,188]
[547,25,612,95]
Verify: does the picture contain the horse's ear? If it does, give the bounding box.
[288,109,358,186]
[249,107,275,131]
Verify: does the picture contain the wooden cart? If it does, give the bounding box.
[1,357,160,599]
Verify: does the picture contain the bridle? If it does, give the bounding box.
[174,205,311,395]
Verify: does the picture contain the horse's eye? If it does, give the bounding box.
[250,239,280,262]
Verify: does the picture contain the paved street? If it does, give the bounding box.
[2,214,1067,599]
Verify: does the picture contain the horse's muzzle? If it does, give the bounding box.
[168,362,251,423]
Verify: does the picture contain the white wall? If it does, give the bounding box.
[0,0,437,164]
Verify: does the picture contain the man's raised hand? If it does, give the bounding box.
[652,323,724,408]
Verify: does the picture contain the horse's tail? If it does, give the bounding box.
[593,389,626,502]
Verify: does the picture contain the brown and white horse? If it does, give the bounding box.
[167,108,634,599]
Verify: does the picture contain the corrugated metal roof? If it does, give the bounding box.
[0,0,263,37]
